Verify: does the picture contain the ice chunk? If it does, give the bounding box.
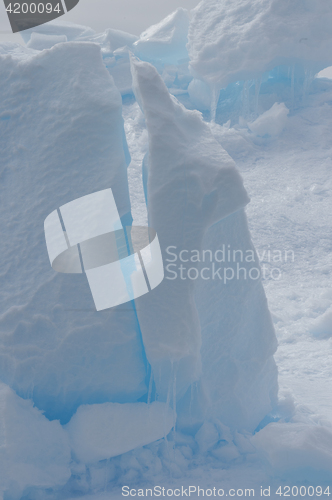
[20,20,95,44]
[130,57,277,432]
[188,78,212,111]
[194,421,219,453]
[209,121,257,161]
[84,29,138,52]
[0,42,146,424]
[0,382,71,499]
[188,0,332,88]
[248,102,289,137]
[316,66,332,80]
[130,57,249,405]
[252,422,332,476]
[102,29,138,52]
[82,29,138,96]
[105,49,134,96]
[66,402,174,463]
[211,443,240,462]
[134,8,189,65]
[310,305,332,338]
[27,33,67,50]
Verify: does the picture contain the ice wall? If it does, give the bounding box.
[130,58,277,432]
[0,42,147,424]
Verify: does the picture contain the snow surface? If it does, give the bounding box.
[27,33,68,50]
[0,1,331,498]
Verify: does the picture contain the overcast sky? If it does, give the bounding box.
[0,0,200,42]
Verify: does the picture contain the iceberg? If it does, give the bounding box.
[87,29,139,97]
[130,57,277,432]
[0,42,146,424]
[188,0,332,89]
[104,48,134,97]
[133,8,189,66]
[95,28,138,53]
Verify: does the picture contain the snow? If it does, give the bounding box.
[66,402,174,463]
[251,422,332,479]
[187,78,212,111]
[188,0,332,88]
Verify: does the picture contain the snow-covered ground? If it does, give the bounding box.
[235,85,332,421]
